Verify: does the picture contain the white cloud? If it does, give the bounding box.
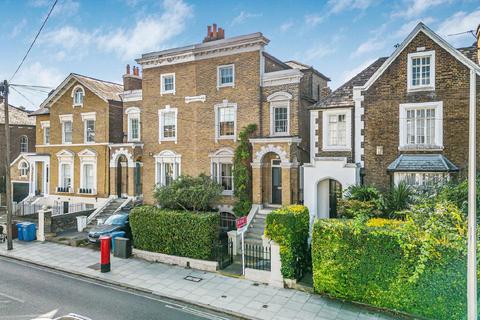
[393,0,450,19]
[41,25,93,49]
[7,62,64,109]
[341,58,376,83]
[328,0,375,14]
[231,11,262,26]
[395,17,435,38]
[305,14,325,27]
[11,18,27,38]
[97,0,193,60]
[437,10,480,45]
[279,21,294,32]
[351,37,386,57]
[304,42,336,62]
[30,0,80,17]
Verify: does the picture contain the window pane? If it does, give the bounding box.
[164,163,174,186]
[61,164,71,188]
[163,112,176,138]
[64,121,72,143]
[220,163,233,191]
[45,127,50,144]
[130,118,139,140]
[20,136,28,153]
[328,114,346,146]
[86,120,95,142]
[219,106,235,136]
[74,89,83,105]
[83,164,94,189]
[220,66,233,85]
[212,163,218,182]
[274,107,288,133]
[163,76,174,92]
[411,56,431,87]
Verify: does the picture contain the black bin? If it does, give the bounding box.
[114,237,132,259]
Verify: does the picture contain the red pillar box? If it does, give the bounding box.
[99,235,111,273]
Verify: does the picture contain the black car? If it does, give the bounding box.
[87,213,131,244]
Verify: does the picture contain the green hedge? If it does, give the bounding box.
[264,205,309,280]
[130,206,220,260]
[312,219,468,319]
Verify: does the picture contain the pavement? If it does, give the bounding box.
[0,256,237,320]
[0,241,402,320]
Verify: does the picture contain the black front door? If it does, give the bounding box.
[272,166,282,204]
[329,179,342,218]
[116,165,122,198]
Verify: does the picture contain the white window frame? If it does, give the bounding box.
[394,172,449,188]
[79,149,97,195]
[322,108,352,151]
[407,50,435,92]
[125,107,141,142]
[160,73,176,95]
[18,160,29,177]
[41,121,50,145]
[71,85,85,107]
[399,101,443,150]
[154,150,181,186]
[217,64,235,89]
[81,112,96,144]
[158,105,178,143]
[268,92,292,136]
[59,114,73,144]
[210,148,234,196]
[19,135,28,153]
[57,150,74,193]
[214,100,237,142]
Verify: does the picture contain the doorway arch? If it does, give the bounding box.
[261,152,283,205]
[316,178,342,218]
[116,155,128,198]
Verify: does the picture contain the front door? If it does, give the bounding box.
[271,163,282,205]
[329,179,342,218]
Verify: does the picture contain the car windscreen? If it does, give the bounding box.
[104,215,127,226]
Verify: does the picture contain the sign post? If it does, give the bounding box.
[236,216,248,276]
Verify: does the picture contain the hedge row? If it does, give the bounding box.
[264,205,309,280]
[312,219,467,319]
[130,206,220,260]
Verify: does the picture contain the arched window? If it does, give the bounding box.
[20,136,28,153]
[72,85,85,106]
[19,160,29,177]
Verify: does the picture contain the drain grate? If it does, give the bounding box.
[184,275,203,282]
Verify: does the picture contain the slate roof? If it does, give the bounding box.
[457,44,478,65]
[387,154,459,172]
[284,60,330,81]
[31,73,123,116]
[0,103,35,125]
[310,57,388,110]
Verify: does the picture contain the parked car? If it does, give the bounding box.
[87,213,131,244]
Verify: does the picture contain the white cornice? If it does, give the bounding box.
[249,136,301,144]
[121,90,142,102]
[262,69,304,87]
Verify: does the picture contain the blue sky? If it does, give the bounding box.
[1,0,479,109]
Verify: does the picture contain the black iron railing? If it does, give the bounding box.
[215,238,234,269]
[244,243,271,271]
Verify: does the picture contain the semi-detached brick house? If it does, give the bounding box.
[0,98,35,205]
[304,22,480,225]
[110,25,329,223]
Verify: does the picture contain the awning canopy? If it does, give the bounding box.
[387,154,459,172]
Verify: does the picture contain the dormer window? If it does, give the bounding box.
[72,85,85,107]
[217,65,234,88]
[407,51,435,92]
[160,73,175,95]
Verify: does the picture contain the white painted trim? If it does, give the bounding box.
[262,69,303,87]
[121,89,142,102]
[125,107,141,142]
[269,92,291,136]
[322,108,352,151]
[252,144,289,165]
[160,73,176,95]
[210,148,234,196]
[407,50,435,92]
[399,101,443,149]
[79,152,97,194]
[310,110,319,163]
[71,84,85,107]
[185,95,206,103]
[158,105,178,144]
[80,112,96,121]
[217,64,235,89]
[59,115,73,145]
[18,159,29,177]
[214,100,237,142]
[110,147,135,168]
[249,137,301,144]
[153,150,181,186]
[40,121,50,129]
[353,89,364,166]
[36,142,109,147]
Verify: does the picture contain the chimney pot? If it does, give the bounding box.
[126,64,130,75]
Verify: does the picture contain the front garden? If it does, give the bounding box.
[312,179,477,320]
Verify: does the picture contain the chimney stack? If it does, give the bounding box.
[123,64,142,91]
[203,23,225,42]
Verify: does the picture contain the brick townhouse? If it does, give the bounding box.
[0,97,35,205]
[10,74,123,210]
[110,24,329,220]
[304,22,480,223]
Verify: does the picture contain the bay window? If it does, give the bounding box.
[399,102,443,149]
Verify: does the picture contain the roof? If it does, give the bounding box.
[310,57,387,109]
[457,44,478,65]
[0,103,35,125]
[284,60,331,81]
[387,154,459,172]
[36,73,123,112]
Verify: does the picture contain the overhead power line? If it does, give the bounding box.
[9,0,58,82]
[10,86,36,107]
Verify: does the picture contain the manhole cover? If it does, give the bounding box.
[184,275,203,282]
[87,263,101,271]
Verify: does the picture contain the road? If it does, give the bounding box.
[0,256,239,320]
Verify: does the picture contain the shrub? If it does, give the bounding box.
[384,182,415,218]
[312,202,470,319]
[130,206,220,260]
[344,185,382,202]
[233,124,257,216]
[337,199,382,219]
[154,174,222,212]
[264,205,309,279]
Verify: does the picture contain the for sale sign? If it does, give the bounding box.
[236,216,247,230]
